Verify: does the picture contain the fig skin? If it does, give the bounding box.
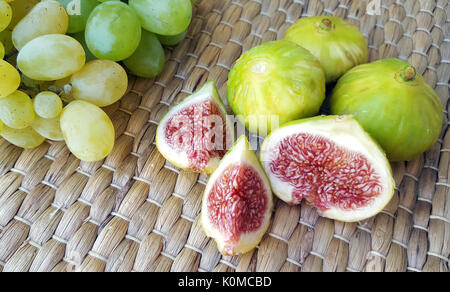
[284,16,368,83]
[330,58,443,162]
[227,40,326,135]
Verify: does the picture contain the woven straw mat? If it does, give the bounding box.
[0,0,449,272]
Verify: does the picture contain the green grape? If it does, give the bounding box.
[123,30,165,78]
[0,41,4,59]
[57,0,100,34]
[157,29,187,46]
[60,100,115,162]
[85,2,141,61]
[69,31,96,62]
[0,118,3,134]
[129,0,192,36]
[0,28,14,56]
[12,0,68,50]
[17,34,85,81]
[0,59,20,98]
[71,60,128,107]
[32,116,64,141]
[33,91,63,119]
[1,124,45,148]
[0,0,12,32]
[7,0,39,30]
[0,90,35,129]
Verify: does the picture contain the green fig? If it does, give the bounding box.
[330,58,443,161]
[227,40,325,135]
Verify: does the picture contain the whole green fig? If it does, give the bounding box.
[227,40,326,135]
[284,16,368,83]
[330,58,443,161]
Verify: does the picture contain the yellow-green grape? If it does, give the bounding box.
[12,0,68,50]
[1,124,45,148]
[124,30,165,78]
[129,0,192,36]
[0,59,20,98]
[32,116,64,141]
[8,0,39,30]
[0,0,12,32]
[0,28,14,56]
[17,34,85,81]
[0,90,35,129]
[71,60,127,107]
[85,1,141,61]
[0,118,3,133]
[157,29,187,46]
[60,100,115,162]
[33,91,63,119]
[0,41,4,58]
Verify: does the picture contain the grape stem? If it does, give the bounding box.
[47,83,72,97]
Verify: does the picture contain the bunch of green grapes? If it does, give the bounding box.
[0,0,130,162]
[0,0,196,161]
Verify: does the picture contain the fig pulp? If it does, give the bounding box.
[201,136,273,256]
[156,81,234,174]
[260,116,394,222]
[227,40,325,135]
[330,58,443,161]
[284,16,368,83]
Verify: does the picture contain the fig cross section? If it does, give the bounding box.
[260,116,395,222]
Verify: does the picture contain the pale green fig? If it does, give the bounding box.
[330,58,443,162]
[227,40,326,135]
[284,16,368,83]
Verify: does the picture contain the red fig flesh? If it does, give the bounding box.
[202,136,273,256]
[260,116,394,222]
[156,81,234,174]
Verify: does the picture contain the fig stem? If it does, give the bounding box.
[319,19,333,31]
[402,66,416,81]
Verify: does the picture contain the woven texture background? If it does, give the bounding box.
[0,0,449,272]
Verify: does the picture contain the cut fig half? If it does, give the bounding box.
[201,135,274,256]
[156,81,234,174]
[260,116,395,222]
